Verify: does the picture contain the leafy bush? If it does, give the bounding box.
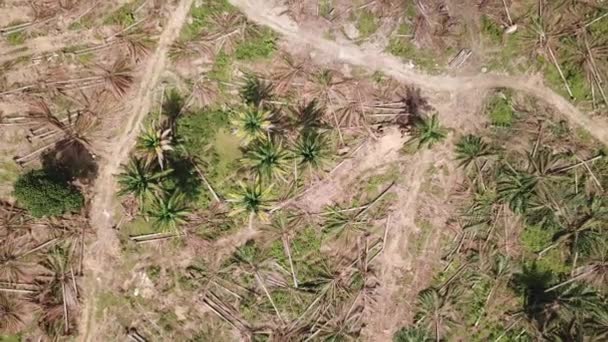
[13,169,84,217]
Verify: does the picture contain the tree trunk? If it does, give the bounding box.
[255,272,284,323]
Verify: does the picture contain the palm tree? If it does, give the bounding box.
[231,107,274,145]
[474,254,513,327]
[290,99,326,133]
[260,214,300,288]
[545,240,608,292]
[393,326,433,342]
[294,130,329,172]
[147,192,190,232]
[511,263,599,335]
[227,182,273,227]
[230,241,285,323]
[240,75,274,108]
[497,167,537,214]
[137,121,174,169]
[117,157,172,208]
[455,134,494,188]
[242,139,290,181]
[414,287,457,342]
[323,205,368,245]
[0,239,27,283]
[409,114,447,149]
[0,293,24,333]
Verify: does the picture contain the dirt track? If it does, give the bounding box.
[79,0,194,340]
[228,0,608,146]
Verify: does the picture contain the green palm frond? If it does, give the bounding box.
[243,139,290,181]
[455,134,494,169]
[137,120,174,169]
[147,191,190,232]
[227,182,273,220]
[117,157,172,206]
[410,114,447,149]
[240,75,274,107]
[295,130,329,170]
[231,107,274,145]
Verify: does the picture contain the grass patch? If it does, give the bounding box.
[103,1,139,27]
[208,51,233,83]
[319,0,333,19]
[487,92,514,127]
[356,9,378,38]
[181,0,235,41]
[177,107,241,201]
[6,31,26,46]
[123,217,156,236]
[0,161,20,184]
[235,27,277,60]
[387,24,439,72]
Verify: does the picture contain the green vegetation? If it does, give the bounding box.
[103,1,138,27]
[356,10,378,38]
[6,31,25,46]
[396,96,608,341]
[487,92,514,127]
[180,0,235,41]
[13,169,83,217]
[234,27,277,60]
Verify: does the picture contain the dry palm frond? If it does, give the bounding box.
[168,40,203,61]
[202,12,248,54]
[272,54,310,95]
[0,293,25,333]
[412,0,455,49]
[0,239,28,283]
[190,76,220,108]
[99,58,134,98]
[118,32,154,63]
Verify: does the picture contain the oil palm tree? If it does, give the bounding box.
[323,205,368,246]
[242,139,291,181]
[231,107,274,145]
[0,239,27,283]
[455,134,495,187]
[414,287,458,342]
[294,130,329,171]
[147,191,190,232]
[227,182,273,227]
[240,75,274,108]
[0,293,24,333]
[497,167,537,214]
[410,114,447,149]
[117,157,172,208]
[137,120,174,169]
[290,99,326,133]
[512,263,599,335]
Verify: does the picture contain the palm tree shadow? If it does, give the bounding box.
[165,156,202,202]
[41,140,99,184]
[511,263,556,330]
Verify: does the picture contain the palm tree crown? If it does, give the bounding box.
[137,121,174,169]
[227,182,272,220]
[243,139,290,181]
[412,114,447,149]
[455,134,494,169]
[117,157,172,206]
[147,191,190,232]
[231,107,273,145]
[295,130,329,170]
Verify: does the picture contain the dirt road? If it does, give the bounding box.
[228,0,608,146]
[79,0,194,340]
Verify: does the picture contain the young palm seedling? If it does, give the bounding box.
[147,191,191,233]
[231,107,274,145]
[117,157,173,209]
[137,120,174,169]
